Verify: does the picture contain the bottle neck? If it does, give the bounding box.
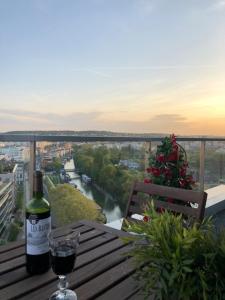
[33,171,43,199]
[33,191,43,199]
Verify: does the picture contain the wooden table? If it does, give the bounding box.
[0,220,144,300]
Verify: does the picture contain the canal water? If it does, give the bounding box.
[64,159,122,222]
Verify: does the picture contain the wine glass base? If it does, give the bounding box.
[49,289,77,300]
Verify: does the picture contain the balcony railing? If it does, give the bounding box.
[1,133,225,194]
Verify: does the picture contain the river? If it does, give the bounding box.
[64,159,122,222]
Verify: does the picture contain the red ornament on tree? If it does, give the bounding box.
[144,178,152,184]
[151,167,161,177]
[156,153,165,163]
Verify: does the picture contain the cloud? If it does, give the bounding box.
[0,109,59,123]
[1,109,225,136]
[207,0,225,12]
[148,114,190,132]
[95,113,190,134]
[134,0,154,15]
[0,109,190,134]
[0,109,103,131]
[151,114,187,122]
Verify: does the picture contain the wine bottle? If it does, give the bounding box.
[26,170,51,274]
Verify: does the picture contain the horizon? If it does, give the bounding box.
[1,129,225,139]
[0,0,225,135]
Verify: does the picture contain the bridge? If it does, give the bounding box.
[68,174,80,180]
[64,168,75,172]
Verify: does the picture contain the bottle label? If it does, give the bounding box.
[26,212,51,255]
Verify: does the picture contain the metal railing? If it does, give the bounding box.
[1,133,225,193]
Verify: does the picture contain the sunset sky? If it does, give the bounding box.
[0,0,225,135]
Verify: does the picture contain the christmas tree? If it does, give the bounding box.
[144,134,195,192]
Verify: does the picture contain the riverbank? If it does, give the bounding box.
[92,183,115,201]
[64,158,123,222]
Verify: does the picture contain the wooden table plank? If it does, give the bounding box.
[0,246,25,264]
[97,276,141,300]
[0,232,116,289]
[76,258,135,300]
[0,237,126,299]
[0,220,138,300]
[76,238,126,268]
[0,256,25,276]
[0,223,92,264]
[128,292,149,300]
[0,229,115,286]
[0,240,24,254]
[81,220,131,237]
[22,244,132,300]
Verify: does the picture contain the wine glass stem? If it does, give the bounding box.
[58,275,68,292]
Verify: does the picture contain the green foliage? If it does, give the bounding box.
[43,157,63,173]
[52,157,63,174]
[49,174,61,185]
[7,222,21,242]
[125,206,225,300]
[15,188,24,210]
[73,144,144,210]
[0,159,14,173]
[0,239,6,246]
[49,184,104,226]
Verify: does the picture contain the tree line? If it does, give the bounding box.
[73,144,145,212]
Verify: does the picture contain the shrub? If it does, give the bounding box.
[7,222,21,242]
[49,184,105,226]
[124,205,225,300]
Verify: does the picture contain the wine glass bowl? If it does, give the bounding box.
[48,229,80,300]
[51,244,76,275]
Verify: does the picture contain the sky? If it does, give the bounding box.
[0,0,225,135]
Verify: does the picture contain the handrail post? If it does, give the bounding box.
[29,141,36,198]
[144,141,151,173]
[199,141,205,191]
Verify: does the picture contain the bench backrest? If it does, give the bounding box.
[125,182,207,222]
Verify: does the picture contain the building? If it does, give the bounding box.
[0,175,16,239]
[119,159,140,170]
[0,145,29,162]
[14,163,24,185]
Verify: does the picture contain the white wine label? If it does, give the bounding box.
[26,216,51,255]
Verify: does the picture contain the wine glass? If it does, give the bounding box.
[48,229,80,300]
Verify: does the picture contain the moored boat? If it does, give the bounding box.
[81,174,92,184]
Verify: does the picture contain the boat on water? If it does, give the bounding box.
[81,174,92,184]
[60,172,70,183]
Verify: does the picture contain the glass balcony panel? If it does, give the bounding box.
[204,141,225,189]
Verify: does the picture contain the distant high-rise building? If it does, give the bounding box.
[0,145,29,162]
[0,163,22,240]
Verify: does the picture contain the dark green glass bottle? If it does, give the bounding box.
[26,171,51,274]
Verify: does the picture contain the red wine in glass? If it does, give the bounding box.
[51,245,76,275]
[48,230,79,300]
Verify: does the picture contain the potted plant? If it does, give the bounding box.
[124,204,225,300]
